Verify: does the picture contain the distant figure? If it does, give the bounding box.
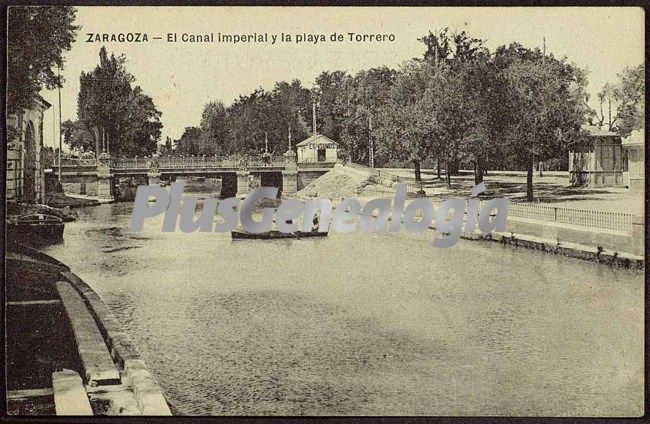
[312,215,319,232]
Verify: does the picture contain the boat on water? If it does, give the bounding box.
[6,214,64,246]
[231,229,329,240]
[5,243,172,416]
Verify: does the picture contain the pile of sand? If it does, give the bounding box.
[297,165,398,200]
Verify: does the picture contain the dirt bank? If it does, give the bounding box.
[297,165,409,200]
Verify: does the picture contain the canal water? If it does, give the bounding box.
[42,201,644,416]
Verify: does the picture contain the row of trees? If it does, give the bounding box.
[176,29,595,199]
[178,30,643,200]
[174,80,313,157]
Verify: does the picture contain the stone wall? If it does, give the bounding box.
[504,216,643,256]
[6,99,50,203]
[297,171,326,190]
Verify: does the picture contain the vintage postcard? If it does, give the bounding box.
[4,5,645,417]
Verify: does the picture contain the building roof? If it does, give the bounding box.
[581,125,619,137]
[35,94,52,109]
[295,134,338,147]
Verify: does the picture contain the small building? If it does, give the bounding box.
[621,128,644,194]
[6,95,52,203]
[296,134,338,163]
[569,125,626,188]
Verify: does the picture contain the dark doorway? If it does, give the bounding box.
[317,148,326,162]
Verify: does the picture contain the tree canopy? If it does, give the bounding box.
[612,64,645,137]
[7,6,79,115]
[164,27,637,202]
[587,64,645,138]
[64,47,163,157]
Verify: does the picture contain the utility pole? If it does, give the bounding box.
[57,66,62,182]
[52,98,56,166]
[312,100,317,136]
[368,115,374,168]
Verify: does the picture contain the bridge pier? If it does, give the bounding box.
[96,161,115,202]
[282,149,298,198]
[236,171,250,197]
[281,170,298,198]
[96,176,114,202]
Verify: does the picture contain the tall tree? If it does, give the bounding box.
[495,43,589,200]
[72,47,162,156]
[61,119,94,153]
[314,71,351,142]
[374,59,435,184]
[417,28,491,176]
[340,67,398,165]
[270,80,311,149]
[612,64,645,137]
[200,101,230,154]
[173,127,203,156]
[7,6,79,115]
[587,83,617,131]
[227,88,274,155]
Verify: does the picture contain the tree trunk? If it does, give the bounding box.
[474,159,484,185]
[413,159,425,195]
[445,160,451,189]
[450,142,459,175]
[526,156,534,201]
[437,160,441,179]
[413,159,422,182]
[450,155,459,175]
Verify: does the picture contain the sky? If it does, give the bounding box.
[38,6,644,151]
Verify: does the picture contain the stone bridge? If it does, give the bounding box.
[51,152,336,201]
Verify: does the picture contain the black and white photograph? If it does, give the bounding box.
[3,4,646,417]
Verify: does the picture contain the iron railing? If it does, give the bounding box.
[494,202,634,233]
[54,155,289,170]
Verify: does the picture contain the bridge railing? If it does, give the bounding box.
[110,157,152,169]
[54,155,290,170]
[54,156,98,167]
[110,155,289,170]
